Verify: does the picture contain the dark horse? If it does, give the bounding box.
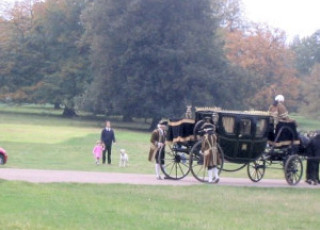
[304,132,320,185]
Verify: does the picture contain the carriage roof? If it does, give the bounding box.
[195,107,271,117]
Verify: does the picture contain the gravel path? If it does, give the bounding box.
[0,168,319,188]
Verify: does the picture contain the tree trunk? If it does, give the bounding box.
[122,114,133,122]
[62,107,77,117]
[54,103,61,109]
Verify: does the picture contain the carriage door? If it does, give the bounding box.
[236,117,253,160]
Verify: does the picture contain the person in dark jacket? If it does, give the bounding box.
[101,121,116,164]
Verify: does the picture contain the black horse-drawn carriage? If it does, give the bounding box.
[160,107,311,185]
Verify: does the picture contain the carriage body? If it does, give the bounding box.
[195,109,271,164]
[162,108,308,185]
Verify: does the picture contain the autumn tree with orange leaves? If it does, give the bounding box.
[224,24,300,111]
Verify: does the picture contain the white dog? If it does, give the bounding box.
[119,149,129,167]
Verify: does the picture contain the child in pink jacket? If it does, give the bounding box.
[92,141,105,165]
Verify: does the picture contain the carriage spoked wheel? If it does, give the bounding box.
[190,140,224,183]
[159,144,191,180]
[284,154,303,185]
[247,159,266,182]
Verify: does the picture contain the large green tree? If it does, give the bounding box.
[31,0,91,115]
[291,30,320,75]
[0,0,90,116]
[0,0,45,102]
[291,30,320,116]
[82,0,238,126]
[298,63,320,118]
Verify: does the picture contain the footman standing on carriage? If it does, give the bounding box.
[148,120,167,180]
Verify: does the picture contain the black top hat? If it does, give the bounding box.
[159,120,168,125]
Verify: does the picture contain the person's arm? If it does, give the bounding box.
[112,130,116,143]
[150,130,158,146]
[100,129,105,142]
[151,130,163,148]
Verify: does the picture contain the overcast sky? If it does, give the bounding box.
[2,0,320,42]
[242,0,320,41]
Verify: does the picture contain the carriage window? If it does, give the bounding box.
[256,119,267,138]
[240,119,251,136]
[222,116,235,134]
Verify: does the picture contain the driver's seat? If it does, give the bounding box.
[268,120,300,148]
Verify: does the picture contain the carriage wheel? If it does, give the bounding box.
[159,145,190,180]
[190,140,224,183]
[247,159,266,182]
[284,155,303,185]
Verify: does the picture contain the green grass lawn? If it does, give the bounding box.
[292,114,320,131]
[0,180,319,230]
[0,112,152,174]
[1,104,320,177]
[1,105,320,230]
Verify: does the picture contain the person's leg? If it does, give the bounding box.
[155,150,161,179]
[155,164,161,179]
[314,161,319,184]
[107,146,112,164]
[315,149,320,183]
[306,143,316,184]
[306,160,312,183]
[102,149,106,164]
[207,151,219,183]
[160,147,165,165]
[309,160,318,184]
[213,166,219,183]
[207,166,213,183]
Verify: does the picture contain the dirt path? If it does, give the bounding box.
[0,168,319,188]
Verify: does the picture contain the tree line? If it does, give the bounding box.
[0,0,319,126]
